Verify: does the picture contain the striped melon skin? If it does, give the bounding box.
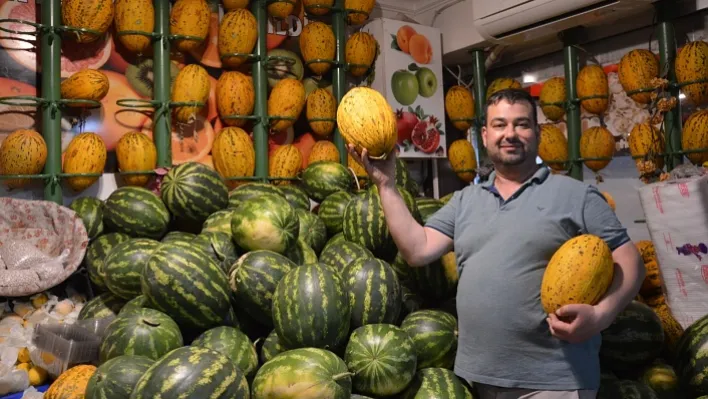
[302,161,354,202]
[169,0,210,53]
[486,77,522,100]
[161,161,229,224]
[202,209,235,235]
[410,252,459,302]
[447,139,477,183]
[675,41,708,107]
[618,49,659,104]
[78,292,126,320]
[600,301,664,375]
[61,0,114,43]
[580,126,615,172]
[286,237,319,265]
[191,326,258,380]
[577,64,610,115]
[60,69,110,107]
[119,295,150,315]
[309,141,341,166]
[344,31,376,78]
[322,232,346,253]
[681,109,708,165]
[99,308,183,363]
[69,197,104,240]
[628,122,665,170]
[228,182,285,209]
[445,86,475,131]
[104,187,170,239]
[538,124,569,172]
[343,188,391,257]
[307,88,337,137]
[539,77,566,122]
[400,368,471,399]
[103,238,160,300]
[300,22,336,76]
[228,250,296,326]
[216,72,255,128]
[319,191,354,236]
[415,197,443,224]
[114,0,154,54]
[260,329,289,364]
[401,310,458,370]
[344,324,417,396]
[268,79,306,132]
[62,132,107,192]
[161,231,196,244]
[640,362,680,397]
[673,312,708,397]
[272,263,351,349]
[251,348,352,399]
[296,209,328,254]
[131,346,250,399]
[280,185,311,211]
[343,258,402,328]
[269,144,302,186]
[85,232,131,290]
[141,242,233,329]
[398,286,424,324]
[218,8,258,69]
[0,129,47,189]
[194,231,239,271]
[320,240,374,274]
[391,252,413,285]
[212,126,255,189]
[231,193,299,254]
[85,355,154,399]
[440,192,454,204]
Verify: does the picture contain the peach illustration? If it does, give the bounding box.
[409,34,433,64]
[396,25,417,54]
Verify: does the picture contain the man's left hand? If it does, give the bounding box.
[547,304,612,344]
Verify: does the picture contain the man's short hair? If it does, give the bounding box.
[485,88,539,127]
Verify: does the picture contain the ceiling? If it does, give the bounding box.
[375,0,447,15]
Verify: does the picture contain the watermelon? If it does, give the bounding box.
[85,232,131,290]
[191,326,258,380]
[161,162,229,224]
[251,348,351,398]
[201,209,235,235]
[391,252,412,283]
[344,324,417,396]
[99,307,183,363]
[320,240,373,274]
[69,197,104,240]
[401,309,458,369]
[104,187,170,239]
[398,286,424,324]
[674,313,708,397]
[85,355,154,399]
[231,193,299,254]
[193,231,239,272]
[440,191,454,204]
[352,396,374,399]
[229,250,296,326]
[228,182,285,209]
[295,209,328,254]
[415,197,443,224]
[78,292,126,320]
[272,263,351,349]
[600,301,664,375]
[161,231,196,243]
[141,242,233,329]
[119,295,150,315]
[131,346,250,399]
[286,237,318,265]
[343,257,402,328]
[103,238,160,300]
[400,368,470,399]
[260,329,289,364]
[395,158,418,197]
[322,232,346,253]
[301,161,354,202]
[318,191,353,236]
[280,184,311,210]
[598,379,659,399]
[410,252,459,302]
[641,362,680,398]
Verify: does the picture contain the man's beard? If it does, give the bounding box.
[489,145,529,166]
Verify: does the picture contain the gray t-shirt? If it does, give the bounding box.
[425,166,631,390]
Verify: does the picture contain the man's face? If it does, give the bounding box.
[482,100,539,166]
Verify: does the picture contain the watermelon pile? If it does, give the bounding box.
[66,159,707,399]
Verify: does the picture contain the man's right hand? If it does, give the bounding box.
[347,144,397,188]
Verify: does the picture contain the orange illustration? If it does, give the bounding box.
[396,25,417,54]
[141,117,216,165]
[409,34,432,64]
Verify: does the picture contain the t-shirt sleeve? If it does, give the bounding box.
[424,190,461,239]
[582,185,631,251]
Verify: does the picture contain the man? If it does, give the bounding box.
[348,88,645,399]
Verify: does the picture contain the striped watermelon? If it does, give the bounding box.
[641,362,680,398]
[398,286,424,324]
[161,231,196,243]
[260,329,289,364]
[415,197,443,224]
[286,237,318,265]
[343,257,402,328]
[320,240,374,274]
[99,308,183,363]
[252,348,352,398]
[410,252,459,302]
[191,326,258,380]
[322,232,346,253]
[301,161,353,202]
[193,231,239,272]
[319,191,353,236]
[343,187,393,258]
[161,162,229,224]
[69,197,104,240]
[440,192,454,204]
[674,313,708,397]
[600,301,664,375]
[228,182,285,209]
[78,292,126,320]
[280,184,311,210]
[228,250,296,326]
[401,310,458,369]
[396,158,418,196]
[272,263,351,349]
[141,242,233,329]
[85,232,131,290]
[103,238,160,300]
[231,193,299,254]
[85,355,154,399]
[400,368,471,398]
[104,187,170,239]
[131,346,250,399]
[391,252,412,283]
[201,209,235,235]
[296,209,328,254]
[344,324,417,396]
[119,295,150,315]
[598,379,659,399]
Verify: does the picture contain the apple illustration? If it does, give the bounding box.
[391,70,419,106]
[416,67,437,98]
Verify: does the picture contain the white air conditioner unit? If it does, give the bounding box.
[473,0,658,46]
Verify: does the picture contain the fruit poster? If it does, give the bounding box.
[363,18,447,159]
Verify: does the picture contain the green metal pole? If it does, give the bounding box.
[41,0,62,204]
[153,0,172,167]
[252,0,269,179]
[656,19,682,171]
[563,45,582,181]
[470,49,487,161]
[332,0,347,165]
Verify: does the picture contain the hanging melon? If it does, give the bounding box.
[538,124,568,172]
[681,109,708,166]
[539,77,566,122]
[675,41,708,107]
[577,64,610,115]
[486,77,521,100]
[618,49,659,105]
[444,85,474,131]
[628,122,665,171]
[579,126,614,172]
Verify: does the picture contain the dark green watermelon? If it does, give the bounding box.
[401,309,458,369]
[69,197,104,240]
[280,184,311,211]
[342,258,402,328]
[191,326,258,380]
[674,313,708,397]
[398,286,424,324]
[119,295,150,315]
[85,355,154,399]
[161,162,229,224]
[285,237,318,265]
[259,329,289,364]
[301,161,353,202]
[193,231,239,272]
[400,368,470,399]
[231,193,299,254]
[78,292,126,320]
[319,191,353,236]
[161,231,196,244]
[319,240,373,274]
[228,182,285,209]
[598,379,659,399]
[410,251,459,302]
[103,238,160,300]
[104,187,170,239]
[322,232,346,253]
[415,197,443,224]
[295,209,328,254]
[85,232,131,290]
[201,209,235,235]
